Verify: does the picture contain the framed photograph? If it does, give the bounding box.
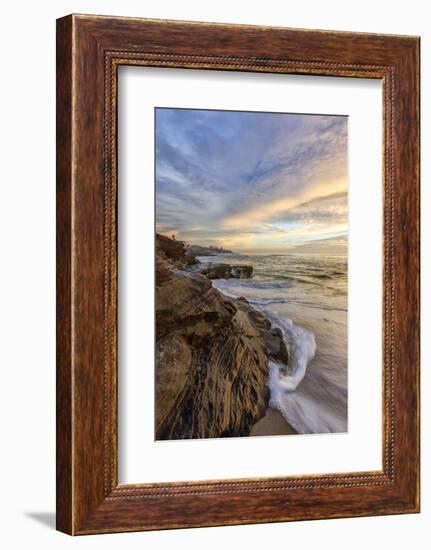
[56,14,420,534]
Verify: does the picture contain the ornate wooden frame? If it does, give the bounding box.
[56,14,420,534]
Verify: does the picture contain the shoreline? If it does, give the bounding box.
[251,407,297,436]
[156,235,345,439]
[205,251,348,435]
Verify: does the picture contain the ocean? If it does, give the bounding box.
[196,253,348,435]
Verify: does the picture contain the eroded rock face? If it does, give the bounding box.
[155,234,287,440]
[157,233,199,268]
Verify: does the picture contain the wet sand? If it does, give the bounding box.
[250,407,296,436]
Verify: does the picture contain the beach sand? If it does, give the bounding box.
[250,407,296,436]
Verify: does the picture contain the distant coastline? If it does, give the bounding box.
[188,243,233,256]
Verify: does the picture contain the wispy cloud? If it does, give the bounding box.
[155,108,348,254]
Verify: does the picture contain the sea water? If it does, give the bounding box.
[197,254,348,434]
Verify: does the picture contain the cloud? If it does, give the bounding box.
[155,108,348,254]
[287,234,348,256]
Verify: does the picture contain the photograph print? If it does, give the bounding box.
[155,107,348,441]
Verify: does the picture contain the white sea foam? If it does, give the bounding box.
[265,317,316,431]
[268,319,316,393]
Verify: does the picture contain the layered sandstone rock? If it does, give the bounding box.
[155,234,287,440]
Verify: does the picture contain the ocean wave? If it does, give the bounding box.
[212,254,348,434]
[213,280,286,295]
[272,385,347,434]
[248,297,288,306]
[262,308,347,434]
[267,317,316,393]
[258,307,345,434]
[211,281,240,299]
[215,279,347,434]
[214,281,316,395]
[283,299,347,313]
[249,294,346,313]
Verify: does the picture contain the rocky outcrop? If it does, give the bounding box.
[157,234,199,267]
[199,263,254,280]
[188,244,233,256]
[199,263,233,279]
[231,265,253,279]
[155,234,287,440]
[265,327,289,364]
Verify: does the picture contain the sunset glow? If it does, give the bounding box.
[155,108,348,255]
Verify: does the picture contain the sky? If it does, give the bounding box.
[155,108,348,255]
